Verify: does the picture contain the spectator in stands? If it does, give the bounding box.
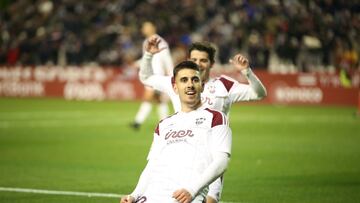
[0,0,358,73]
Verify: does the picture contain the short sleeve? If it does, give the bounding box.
[219,75,254,102]
[210,122,232,155]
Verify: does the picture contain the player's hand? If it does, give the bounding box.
[229,53,249,72]
[145,35,167,54]
[120,195,135,203]
[172,188,192,203]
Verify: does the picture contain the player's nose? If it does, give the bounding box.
[186,80,195,88]
[193,60,200,66]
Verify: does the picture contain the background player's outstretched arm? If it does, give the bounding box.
[241,68,267,99]
[138,36,170,89]
[138,52,155,84]
[229,54,267,101]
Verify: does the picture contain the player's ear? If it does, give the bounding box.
[171,76,179,94]
[201,81,205,92]
[173,81,179,95]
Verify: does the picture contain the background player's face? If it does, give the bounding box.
[173,68,203,111]
[141,22,156,38]
[189,50,212,82]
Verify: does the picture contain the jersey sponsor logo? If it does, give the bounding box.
[164,129,194,140]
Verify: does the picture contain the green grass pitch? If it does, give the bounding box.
[0,98,359,203]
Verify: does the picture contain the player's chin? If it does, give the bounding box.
[186,97,201,106]
[185,94,198,101]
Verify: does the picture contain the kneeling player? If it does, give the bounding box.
[120,61,232,203]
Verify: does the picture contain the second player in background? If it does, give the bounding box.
[130,21,174,130]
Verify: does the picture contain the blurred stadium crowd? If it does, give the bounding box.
[0,0,359,73]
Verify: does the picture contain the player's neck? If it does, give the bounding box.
[145,33,156,38]
[181,100,202,113]
[202,72,210,83]
[202,76,210,84]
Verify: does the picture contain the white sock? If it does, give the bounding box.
[134,102,152,124]
[158,102,168,120]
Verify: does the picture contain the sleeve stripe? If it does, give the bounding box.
[155,112,178,135]
[205,108,225,127]
[219,77,234,92]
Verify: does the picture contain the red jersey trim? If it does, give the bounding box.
[205,108,225,127]
[154,123,160,135]
[154,112,178,135]
[219,77,234,92]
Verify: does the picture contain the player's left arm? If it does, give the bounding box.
[228,54,267,102]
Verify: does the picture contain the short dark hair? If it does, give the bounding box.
[188,42,216,64]
[173,60,199,78]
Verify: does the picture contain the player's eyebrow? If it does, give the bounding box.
[191,76,200,81]
[179,76,189,81]
[180,75,200,80]
[191,57,209,61]
[179,75,200,82]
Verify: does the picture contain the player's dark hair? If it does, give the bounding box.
[173,60,200,79]
[188,42,216,64]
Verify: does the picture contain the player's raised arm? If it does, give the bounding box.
[229,53,267,100]
[139,36,167,83]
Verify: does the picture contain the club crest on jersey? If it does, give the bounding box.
[195,117,206,125]
[207,85,216,94]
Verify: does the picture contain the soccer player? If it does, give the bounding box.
[120,61,232,203]
[138,36,267,203]
[130,21,174,130]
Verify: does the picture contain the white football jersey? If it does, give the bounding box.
[142,74,256,115]
[142,35,173,76]
[141,108,231,202]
